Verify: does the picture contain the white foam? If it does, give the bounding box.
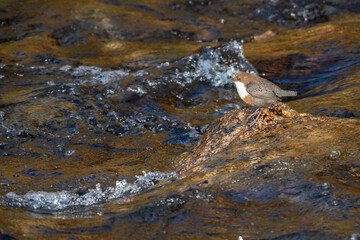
[174,41,257,87]
[70,66,129,85]
[5,171,176,211]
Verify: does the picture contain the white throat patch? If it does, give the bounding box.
[234,81,248,99]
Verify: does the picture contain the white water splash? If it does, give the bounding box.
[173,41,258,87]
[68,66,130,85]
[5,171,175,211]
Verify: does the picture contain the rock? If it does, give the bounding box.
[252,30,276,42]
[177,103,360,174]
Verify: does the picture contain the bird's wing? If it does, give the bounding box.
[246,82,279,100]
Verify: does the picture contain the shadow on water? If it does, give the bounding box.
[0,0,360,239]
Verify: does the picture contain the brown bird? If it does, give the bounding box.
[233,72,297,107]
[233,72,297,125]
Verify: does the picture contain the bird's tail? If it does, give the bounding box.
[284,90,297,97]
[276,90,297,97]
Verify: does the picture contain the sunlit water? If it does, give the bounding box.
[0,0,359,239]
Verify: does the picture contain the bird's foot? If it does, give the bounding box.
[246,108,263,127]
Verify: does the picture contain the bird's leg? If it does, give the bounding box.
[246,108,263,127]
[245,108,259,124]
[249,108,262,127]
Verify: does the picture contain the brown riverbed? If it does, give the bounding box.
[0,0,359,239]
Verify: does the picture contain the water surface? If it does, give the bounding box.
[0,0,360,239]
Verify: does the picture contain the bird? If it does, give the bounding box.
[232,72,297,125]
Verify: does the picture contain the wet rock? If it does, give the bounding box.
[185,0,213,10]
[329,150,341,160]
[195,26,222,42]
[64,150,76,157]
[113,91,141,103]
[86,116,98,126]
[0,142,8,149]
[166,29,196,41]
[0,111,4,122]
[170,0,214,14]
[32,54,65,65]
[164,127,199,145]
[249,0,328,28]
[0,232,16,240]
[104,124,127,136]
[163,26,221,42]
[252,30,276,42]
[0,16,19,27]
[52,20,109,47]
[19,169,63,178]
[11,50,28,58]
[17,128,33,138]
[177,103,360,173]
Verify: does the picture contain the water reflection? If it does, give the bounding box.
[0,0,360,239]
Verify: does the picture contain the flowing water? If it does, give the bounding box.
[0,0,359,239]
